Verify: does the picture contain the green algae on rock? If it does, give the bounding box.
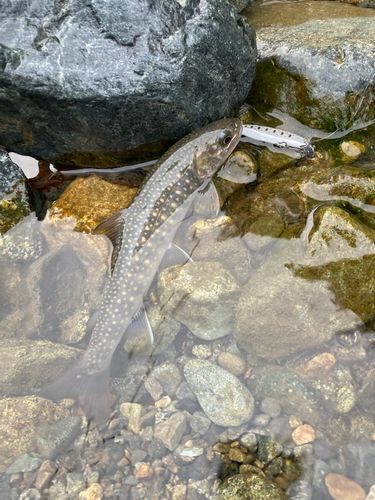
[248,18,375,132]
[217,472,287,500]
[0,152,32,235]
[156,261,241,341]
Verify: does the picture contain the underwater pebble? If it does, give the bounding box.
[217,352,246,376]
[120,403,146,435]
[240,432,258,453]
[340,141,365,158]
[151,362,181,396]
[228,448,247,463]
[257,436,283,464]
[66,472,86,496]
[292,425,316,445]
[36,416,82,460]
[5,454,42,474]
[184,359,254,427]
[154,412,187,451]
[192,344,212,359]
[252,414,270,427]
[19,489,42,500]
[78,482,103,500]
[218,472,287,500]
[325,473,366,500]
[190,411,212,436]
[301,353,336,379]
[134,463,153,480]
[144,376,163,401]
[261,397,282,419]
[365,486,375,500]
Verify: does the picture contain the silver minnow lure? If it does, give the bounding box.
[241,124,315,158]
[42,118,242,423]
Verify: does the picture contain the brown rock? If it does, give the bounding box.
[154,412,187,451]
[325,473,366,500]
[78,483,103,500]
[34,460,57,490]
[50,175,137,233]
[134,463,154,480]
[300,353,336,379]
[228,448,247,462]
[292,424,316,445]
[0,396,69,472]
[217,352,246,376]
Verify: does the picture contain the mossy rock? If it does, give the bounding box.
[218,472,287,500]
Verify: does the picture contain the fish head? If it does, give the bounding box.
[194,118,243,180]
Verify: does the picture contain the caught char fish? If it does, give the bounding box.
[42,118,242,423]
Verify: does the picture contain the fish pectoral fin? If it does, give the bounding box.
[92,208,128,247]
[159,243,193,271]
[126,306,154,344]
[193,181,221,218]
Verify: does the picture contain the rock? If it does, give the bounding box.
[234,236,361,360]
[35,416,82,460]
[0,152,32,235]
[0,213,43,263]
[218,151,258,184]
[190,411,212,436]
[5,454,42,474]
[120,403,146,435]
[19,489,42,500]
[247,366,324,426]
[50,176,137,233]
[151,362,181,397]
[257,436,283,464]
[240,432,258,453]
[183,217,252,286]
[325,473,366,500]
[134,463,153,480]
[228,448,247,463]
[176,382,197,402]
[0,396,69,472]
[270,417,292,444]
[144,377,164,401]
[253,414,270,427]
[34,460,57,490]
[298,353,336,380]
[260,398,282,419]
[258,149,295,179]
[287,480,313,500]
[243,212,285,252]
[218,472,287,500]
[217,352,246,376]
[229,0,253,13]
[340,141,365,159]
[0,0,256,167]
[313,459,332,499]
[192,344,212,359]
[294,206,375,323]
[147,440,168,462]
[124,305,181,356]
[79,483,103,500]
[366,485,375,500]
[0,339,82,394]
[154,412,187,451]
[310,366,357,415]
[292,425,315,446]
[249,18,375,131]
[66,473,86,497]
[157,261,240,340]
[343,440,375,488]
[184,359,254,427]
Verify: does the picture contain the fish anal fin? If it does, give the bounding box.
[40,358,111,425]
[92,209,127,248]
[159,243,193,271]
[126,306,154,344]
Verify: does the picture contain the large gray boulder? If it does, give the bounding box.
[0,0,256,168]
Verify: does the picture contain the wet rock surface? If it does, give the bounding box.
[0,0,256,167]
[0,152,32,235]
[250,17,375,131]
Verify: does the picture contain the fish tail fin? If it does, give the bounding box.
[41,358,111,425]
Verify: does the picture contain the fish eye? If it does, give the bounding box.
[219,130,233,147]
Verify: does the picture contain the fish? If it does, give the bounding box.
[41,118,243,423]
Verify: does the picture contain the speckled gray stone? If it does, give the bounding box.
[184,359,254,427]
[5,454,42,474]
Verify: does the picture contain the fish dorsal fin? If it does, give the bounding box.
[159,243,193,272]
[92,208,128,247]
[193,181,221,218]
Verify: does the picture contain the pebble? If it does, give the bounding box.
[5,454,42,474]
[228,448,247,463]
[325,473,366,500]
[152,362,182,396]
[190,411,212,436]
[217,352,246,376]
[36,416,82,460]
[120,403,146,435]
[144,377,163,401]
[192,344,212,359]
[78,483,103,500]
[66,473,86,496]
[340,141,365,158]
[240,432,258,453]
[184,359,254,427]
[292,424,316,445]
[252,413,270,427]
[155,396,171,409]
[289,415,303,429]
[154,412,187,451]
[261,397,282,418]
[365,485,375,500]
[301,353,336,379]
[134,463,153,480]
[19,489,41,500]
[34,460,57,490]
[257,436,283,464]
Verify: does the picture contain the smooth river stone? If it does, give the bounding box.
[325,473,366,500]
[184,359,254,427]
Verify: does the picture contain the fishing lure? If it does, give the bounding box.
[241,124,315,159]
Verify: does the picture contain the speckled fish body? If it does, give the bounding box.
[42,118,242,422]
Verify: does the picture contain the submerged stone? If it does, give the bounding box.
[0,396,69,472]
[184,359,254,427]
[36,416,82,460]
[50,175,137,233]
[0,213,44,263]
[0,152,32,235]
[157,261,240,341]
[218,472,287,500]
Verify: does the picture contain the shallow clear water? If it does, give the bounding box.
[1,105,375,499]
